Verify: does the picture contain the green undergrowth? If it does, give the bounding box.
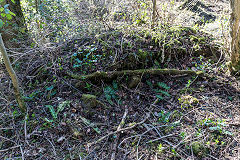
[62,23,220,76]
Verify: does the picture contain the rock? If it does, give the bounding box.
[179,95,199,109]
[128,76,141,88]
[81,94,97,109]
[72,128,84,138]
[191,141,208,157]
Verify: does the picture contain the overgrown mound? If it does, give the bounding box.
[61,25,220,77]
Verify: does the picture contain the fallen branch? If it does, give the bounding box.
[67,69,203,80]
[0,145,21,153]
[88,112,150,147]
[111,107,128,160]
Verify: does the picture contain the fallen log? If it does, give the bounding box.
[67,69,204,80]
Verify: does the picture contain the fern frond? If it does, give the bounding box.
[157,82,170,90]
[159,90,170,97]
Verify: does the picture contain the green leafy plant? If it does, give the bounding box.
[45,101,70,122]
[71,45,102,70]
[192,56,214,73]
[199,118,233,136]
[157,110,171,123]
[23,90,41,101]
[79,115,101,134]
[147,81,171,101]
[45,85,57,99]
[0,2,16,28]
[157,82,170,90]
[178,95,199,109]
[157,143,164,154]
[179,132,186,139]
[84,82,92,91]
[104,81,119,105]
[132,0,150,26]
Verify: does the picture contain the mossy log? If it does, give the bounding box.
[67,69,203,80]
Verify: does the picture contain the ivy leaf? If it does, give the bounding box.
[46,85,54,91]
[6,14,12,20]
[1,13,6,17]
[223,130,233,136]
[9,11,16,16]
[46,105,57,119]
[4,4,9,9]
[112,81,118,90]
[4,8,9,14]
[209,126,221,131]
[75,58,82,63]
[0,7,4,12]
[11,0,15,3]
[0,19,4,28]
[156,95,164,100]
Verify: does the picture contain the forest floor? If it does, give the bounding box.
[1,0,240,160]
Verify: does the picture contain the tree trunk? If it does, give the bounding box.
[0,34,26,113]
[1,0,28,48]
[230,0,240,73]
[151,0,157,28]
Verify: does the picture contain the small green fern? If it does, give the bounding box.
[155,82,171,100]
[104,81,119,105]
[147,81,171,101]
[46,101,71,120]
[157,82,170,90]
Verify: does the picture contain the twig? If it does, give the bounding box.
[0,145,21,152]
[46,138,57,156]
[207,154,219,160]
[0,127,13,130]
[111,107,128,160]
[118,124,169,151]
[146,133,176,143]
[20,145,25,160]
[24,114,28,144]
[0,135,17,143]
[88,113,150,147]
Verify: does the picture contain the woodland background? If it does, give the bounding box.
[0,0,240,159]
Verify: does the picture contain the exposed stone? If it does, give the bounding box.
[81,94,97,109]
[128,76,141,88]
[191,141,208,157]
